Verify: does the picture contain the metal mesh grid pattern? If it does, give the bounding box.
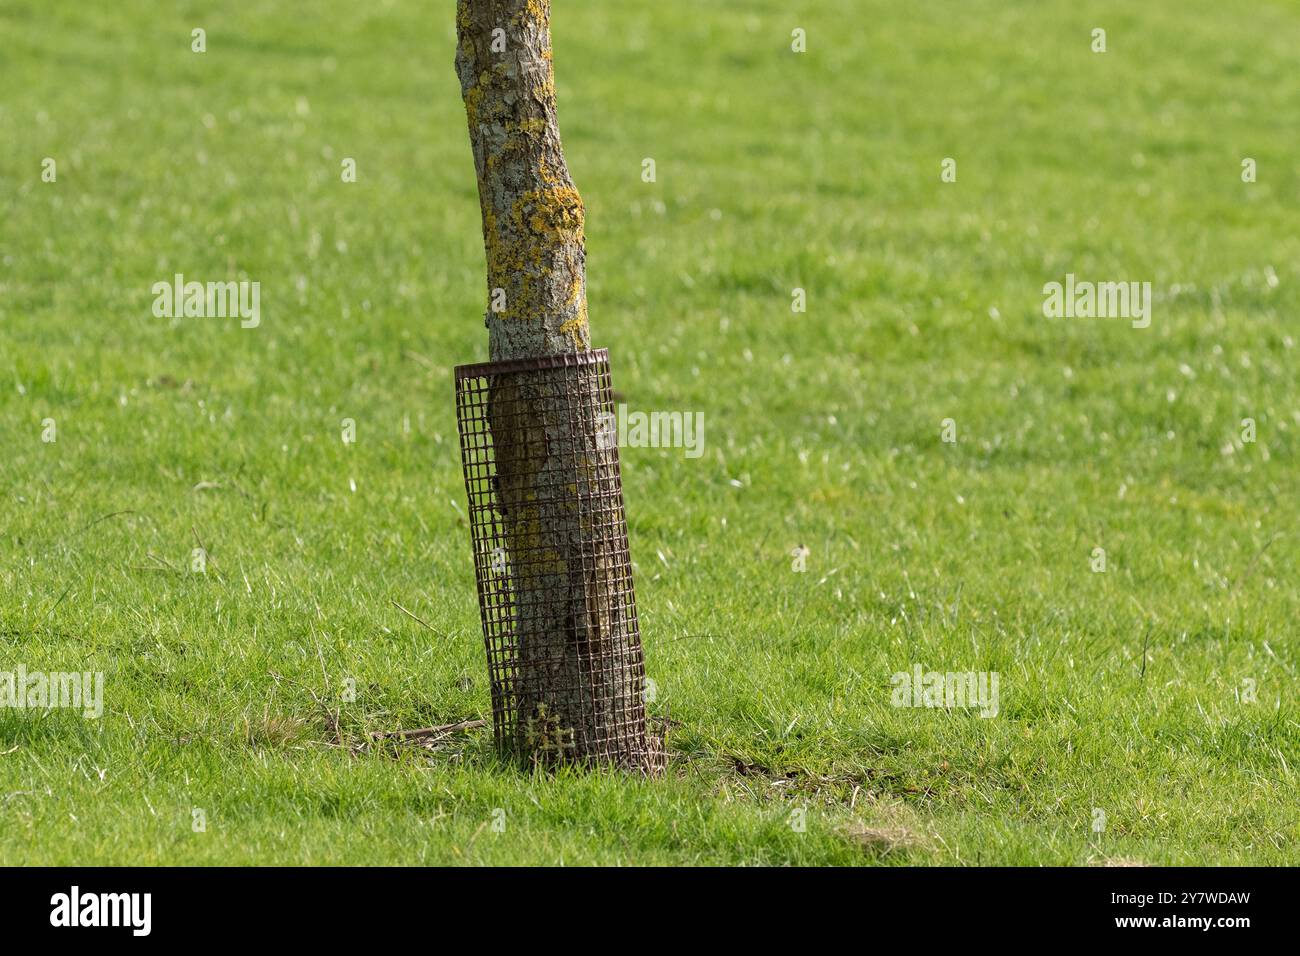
[454,349,662,773]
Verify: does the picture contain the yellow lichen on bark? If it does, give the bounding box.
[456,0,590,357]
[522,0,549,27]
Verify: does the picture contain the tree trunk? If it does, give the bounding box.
[455,0,654,769]
[454,0,589,359]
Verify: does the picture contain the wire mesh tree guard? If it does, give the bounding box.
[454,349,664,773]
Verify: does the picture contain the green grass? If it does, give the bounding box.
[1,0,1297,865]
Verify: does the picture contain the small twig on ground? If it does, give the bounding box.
[1230,532,1282,593]
[147,552,182,574]
[369,718,486,742]
[403,349,439,372]
[46,582,74,618]
[75,510,138,535]
[191,525,227,581]
[461,819,490,856]
[391,600,445,637]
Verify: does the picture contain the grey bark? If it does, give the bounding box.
[454,0,590,360]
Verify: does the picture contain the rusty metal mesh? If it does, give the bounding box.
[454,349,662,773]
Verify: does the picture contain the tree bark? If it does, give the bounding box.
[455,0,655,770]
[455,0,590,359]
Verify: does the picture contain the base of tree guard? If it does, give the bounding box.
[454,349,664,774]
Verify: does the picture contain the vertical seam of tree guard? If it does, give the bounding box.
[454,350,663,773]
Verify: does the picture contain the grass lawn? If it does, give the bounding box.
[1,0,1297,865]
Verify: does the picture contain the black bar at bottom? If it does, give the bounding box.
[0,865,1281,942]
